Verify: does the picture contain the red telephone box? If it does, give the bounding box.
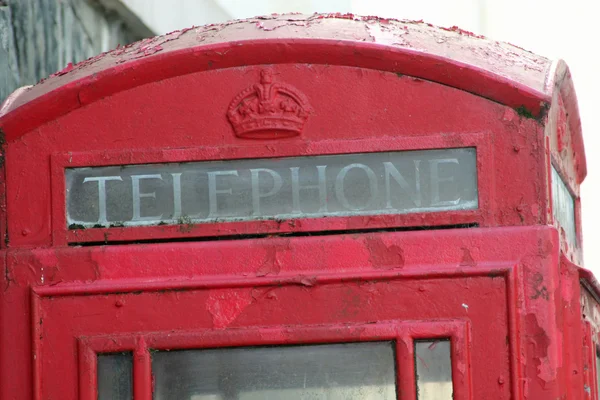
[0,13,595,399]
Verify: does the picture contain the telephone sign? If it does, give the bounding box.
[66,148,477,228]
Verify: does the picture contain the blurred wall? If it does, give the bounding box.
[0,0,150,101]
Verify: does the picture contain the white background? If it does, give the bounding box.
[121,0,600,273]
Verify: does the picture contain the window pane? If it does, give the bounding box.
[551,165,577,247]
[97,353,132,400]
[153,342,397,400]
[415,340,453,400]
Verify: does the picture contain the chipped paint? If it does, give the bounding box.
[255,240,290,277]
[364,236,405,269]
[460,248,477,267]
[0,12,559,122]
[365,21,409,46]
[206,290,253,329]
[524,312,557,386]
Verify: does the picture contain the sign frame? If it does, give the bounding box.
[51,132,492,245]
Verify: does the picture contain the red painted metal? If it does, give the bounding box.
[133,337,152,400]
[0,12,594,400]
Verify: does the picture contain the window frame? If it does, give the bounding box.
[78,319,471,400]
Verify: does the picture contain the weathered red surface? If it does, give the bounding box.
[10,226,557,399]
[0,64,550,249]
[0,12,594,400]
[0,13,586,182]
[0,13,553,113]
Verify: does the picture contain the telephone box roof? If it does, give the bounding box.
[0,13,585,180]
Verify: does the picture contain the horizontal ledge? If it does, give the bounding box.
[32,262,515,297]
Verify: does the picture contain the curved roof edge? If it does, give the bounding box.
[0,13,586,181]
[546,60,587,182]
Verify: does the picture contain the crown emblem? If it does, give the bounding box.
[227,70,311,139]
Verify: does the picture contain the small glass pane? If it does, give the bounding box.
[415,340,453,400]
[551,165,577,247]
[153,342,397,400]
[97,353,133,400]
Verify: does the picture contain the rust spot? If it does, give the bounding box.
[365,236,405,270]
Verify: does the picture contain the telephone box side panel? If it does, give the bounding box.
[580,280,600,398]
[558,257,587,399]
[545,68,584,264]
[513,226,567,398]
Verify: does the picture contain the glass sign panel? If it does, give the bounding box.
[551,165,576,247]
[66,148,477,229]
[152,341,397,400]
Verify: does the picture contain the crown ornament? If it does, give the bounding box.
[227,70,312,139]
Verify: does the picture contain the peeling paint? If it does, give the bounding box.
[111,28,191,61]
[255,19,307,32]
[365,22,408,46]
[255,240,290,277]
[2,11,557,123]
[365,236,405,269]
[27,249,100,284]
[524,313,555,385]
[206,290,253,329]
[292,275,317,287]
[439,25,485,38]
[460,247,477,267]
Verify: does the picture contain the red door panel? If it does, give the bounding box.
[37,274,509,399]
